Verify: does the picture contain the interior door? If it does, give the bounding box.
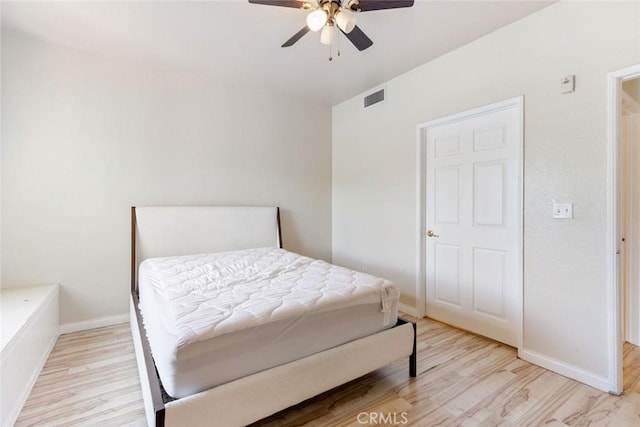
[425,102,522,347]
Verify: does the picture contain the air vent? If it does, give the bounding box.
[364,89,385,108]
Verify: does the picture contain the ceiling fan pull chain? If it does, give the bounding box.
[337,27,341,57]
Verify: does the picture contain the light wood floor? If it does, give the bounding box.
[16,316,640,426]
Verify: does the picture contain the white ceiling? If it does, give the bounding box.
[1,0,554,105]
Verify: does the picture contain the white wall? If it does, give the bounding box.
[333,1,640,387]
[624,78,640,103]
[1,32,332,326]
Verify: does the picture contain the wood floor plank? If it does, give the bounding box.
[15,319,640,426]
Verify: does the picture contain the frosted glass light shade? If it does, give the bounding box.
[307,9,328,32]
[335,10,356,33]
[320,24,335,45]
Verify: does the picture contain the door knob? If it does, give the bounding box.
[426,230,439,238]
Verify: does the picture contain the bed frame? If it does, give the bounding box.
[130,206,416,427]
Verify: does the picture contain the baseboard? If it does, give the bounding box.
[399,302,418,318]
[518,347,610,392]
[59,313,129,335]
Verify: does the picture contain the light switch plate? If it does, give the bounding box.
[553,203,573,219]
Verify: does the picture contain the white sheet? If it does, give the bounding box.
[138,247,399,348]
[138,247,400,398]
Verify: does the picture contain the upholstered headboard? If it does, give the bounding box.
[131,206,281,292]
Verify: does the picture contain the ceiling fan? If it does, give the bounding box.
[248,0,414,56]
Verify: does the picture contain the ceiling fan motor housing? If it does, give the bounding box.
[315,0,360,14]
[318,0,343,24]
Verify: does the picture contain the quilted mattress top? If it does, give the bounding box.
[138,247,400,348]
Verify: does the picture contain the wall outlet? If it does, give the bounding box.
[362,261,368,271]
[553,202,573,219]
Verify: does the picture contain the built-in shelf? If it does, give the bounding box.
[1,284,59,427]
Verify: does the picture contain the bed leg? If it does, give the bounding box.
[409,321,417,377]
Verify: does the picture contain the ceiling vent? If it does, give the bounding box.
[364,88,385,108]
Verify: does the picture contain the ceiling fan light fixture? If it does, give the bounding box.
[306,9,328,32]
[320,24,335,45]
[335,10,356,33]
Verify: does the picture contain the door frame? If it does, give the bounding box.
[415,96,524,349]
[606,64,640,395]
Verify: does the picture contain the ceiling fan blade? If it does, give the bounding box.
[282,26,311,47]
[248,0,307,8]
[340,25,373,51]
[350,0,414,12]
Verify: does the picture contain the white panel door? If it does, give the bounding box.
[425,103,522,347]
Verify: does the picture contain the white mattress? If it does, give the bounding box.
[138,247,400,398]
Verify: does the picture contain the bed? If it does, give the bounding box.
[130,206,416,427]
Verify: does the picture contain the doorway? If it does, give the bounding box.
[622,80,640,348]
[607,64,640,395]
[416,97,523,348]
